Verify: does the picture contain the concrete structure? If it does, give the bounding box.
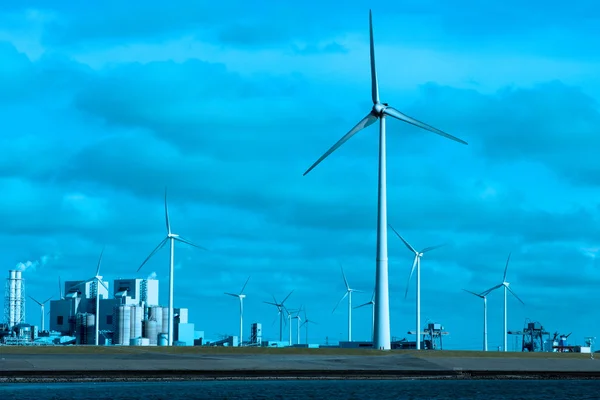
[113,278,158,307]
[175,322,195,346]
[4,270,25,329]
[250,322,262,346]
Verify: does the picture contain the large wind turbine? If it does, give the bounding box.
[332,266,362,342]
[263,291,294,342]
[354,290,375,341]
[481,253,524,352]
[29,295,52,332]
[224,276,250,347]
[389,225,444,350]
[303,10,467,350]
[137,189,207,346]
[463,289,488,351]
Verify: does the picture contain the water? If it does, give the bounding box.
[1,379,599,399]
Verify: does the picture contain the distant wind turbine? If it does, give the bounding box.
[137,189,207,346]
[300,309,318,345]
[303,10,468,350]
[70,248,108,345]
[389,225,444,350]
[332,266,362,342]
[354,290,375,341]
[293,306,303,345]
[264,291,293,342]
[481,253,524,352]
[463,289,488,351]
[29,295,52,332]
[224,276,250,347]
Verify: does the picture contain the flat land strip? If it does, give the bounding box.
[1,347,599,382]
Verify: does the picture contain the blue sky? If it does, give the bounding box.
[2,1,600,349]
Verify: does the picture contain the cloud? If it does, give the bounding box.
[16,253,60,272]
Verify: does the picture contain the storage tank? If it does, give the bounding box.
[143,319,158,345]
[86,313,95,345]
[130,337,143,346]
[114,305,131,345]
[157,333,168,346]
[152,307,163,335]
[130,306,143,339]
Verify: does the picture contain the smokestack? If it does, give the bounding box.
[5,269,25,329]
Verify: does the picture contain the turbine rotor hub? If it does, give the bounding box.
[373,102,387,116]
[168,233,179,238]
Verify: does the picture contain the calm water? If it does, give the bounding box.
[1,380,599,399]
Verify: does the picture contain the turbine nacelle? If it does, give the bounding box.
[168,233,179,239]
[372,103,387,116]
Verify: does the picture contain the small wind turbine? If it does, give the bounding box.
[481,253,524,352]
[29,295,52,331]
[137,189,207,346]
[389,225,444,350]
[303,10,468,350]
[463,289,488,351]
[263,291,293,342]
[300,309,318,345]
[224,276,250,347]
[70,248,108,345]
[332,265,362,342]
[354,290,375,341]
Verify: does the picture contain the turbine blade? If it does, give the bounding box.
[137,237,168,272]
[369,9,379,104]
[421,243,446,254]
[28,295,42,306]
[404,256,419,298]
[370,290,375,303]
[383,106,468,145]
[43,296,53,304]
[240,275,251,295]
[503,252,512,282]
[388,224,417,254]
[303,112,378,176]
[95,246,105,277]
[332,292,348,313]
[462,289,483,298]
[225,292,239,298]
[98,279,108,291]
[176,236,208,251]
[507,286,525,305]
[263,301,278,306]
[164,187,171,235]
[480,283,503,296]
[281,290,294,305]
[340,264,349,290]
[354,302,371,309]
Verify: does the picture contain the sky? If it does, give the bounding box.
[2,1,600,350]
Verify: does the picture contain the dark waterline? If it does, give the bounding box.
[2,379,600,400]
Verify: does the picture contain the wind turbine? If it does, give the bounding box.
[293,306,303,345]
[137,189,207,346]
[300,309,318,345]
[263,291,293,342]
[224,276,250,347]
[354,290,375,341]
[29,295,52,332]
[332,266,362,342]
[389,225,444,350]
[70,248,108,345]
[302,10,467,350]
[463,289,488,351]
[481,253,524,352]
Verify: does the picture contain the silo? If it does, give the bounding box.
[114,305,131,345]
[144,319,158,345]
[161,306,169,338]
[153,307,163,335]
[86,313,95,345]
[157,333,168,346]
[130,306,143,339]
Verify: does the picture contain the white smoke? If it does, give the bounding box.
[147,271,157,280]
[16,253,60,272]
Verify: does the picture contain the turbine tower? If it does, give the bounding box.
[137,189,207,346]
[224,276,250,347]
[29,295,52,332]
[332,266,361,342]
[293,307,303,345]
[389,225,444,350]
[463,289,488,351]
[263,291,293,342]
[354,290,375,341]
[481,253,524,352]
[303,10,467,350]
